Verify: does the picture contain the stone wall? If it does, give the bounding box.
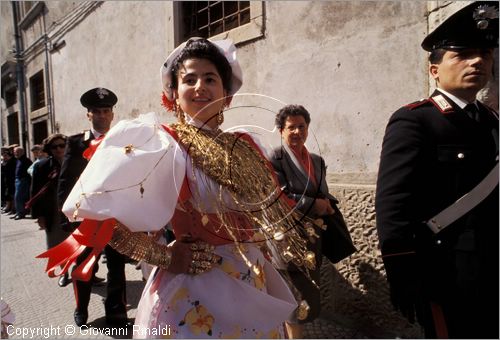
[319,184,424,338]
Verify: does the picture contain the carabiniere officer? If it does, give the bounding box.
[375,2,499,338]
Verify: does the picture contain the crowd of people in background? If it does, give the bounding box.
[2,142,64,221]
[2,145,34,219]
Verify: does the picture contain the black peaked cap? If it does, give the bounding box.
[80,87,117,109]
[422,1,499,51]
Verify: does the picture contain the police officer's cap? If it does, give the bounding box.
[80,87,117,109]
[421,1,499,52]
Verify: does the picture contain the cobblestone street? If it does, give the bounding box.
[1,213,367,339]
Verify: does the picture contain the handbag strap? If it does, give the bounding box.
[426,161,499,233]
[25,168,59,210]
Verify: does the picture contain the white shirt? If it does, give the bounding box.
[90,127,104,139]
[437,88,478,110]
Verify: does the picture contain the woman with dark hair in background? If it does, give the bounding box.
[30,133,71,287]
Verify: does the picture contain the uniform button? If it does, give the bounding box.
[457,153,465,159]
[436,239,442,245]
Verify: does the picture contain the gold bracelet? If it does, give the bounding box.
[108,223,172,269]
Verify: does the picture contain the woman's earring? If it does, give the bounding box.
[217,106,225,126]
[175,102,185,124]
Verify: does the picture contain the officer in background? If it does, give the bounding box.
[58,87,129,327]
[375,2,498,338]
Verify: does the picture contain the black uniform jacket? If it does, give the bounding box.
[376,90,499,299]
[57,130,94,209]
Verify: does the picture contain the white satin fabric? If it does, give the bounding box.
[62,112,185,232]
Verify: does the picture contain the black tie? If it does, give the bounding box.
[464,103,481,122]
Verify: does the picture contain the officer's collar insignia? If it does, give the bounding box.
[83,130,91,141]
[431,94,454,113]
[96,88,109,99]
[473,4,499,30]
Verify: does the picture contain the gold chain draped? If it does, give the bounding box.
[172,123,318,277]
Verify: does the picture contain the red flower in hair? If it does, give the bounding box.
[161,92,175,112]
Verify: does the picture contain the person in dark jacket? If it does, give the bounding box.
[11,146,32,220]
[271,104,355,338]
[57,87,128,328]
[375,2,498,338]
[1,148,16,215]
[30,134,71,287]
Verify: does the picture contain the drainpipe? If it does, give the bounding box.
[11,1,28,150]
[42,9,54,134]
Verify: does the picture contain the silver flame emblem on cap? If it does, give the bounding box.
[96,88,109,99]
[473,5,498,30]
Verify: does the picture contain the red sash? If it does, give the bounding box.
[36,218,115,281]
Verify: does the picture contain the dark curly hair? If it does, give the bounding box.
[169,39,233,94]
[1,147,13,156]
[42,133,67,155]
[275,104,311,131]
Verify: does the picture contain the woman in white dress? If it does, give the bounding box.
[44,38,319,338]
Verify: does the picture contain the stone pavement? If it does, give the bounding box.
[1,213,144,339]
[1,213,362,339]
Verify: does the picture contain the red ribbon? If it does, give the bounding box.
[36,218,115,281]
[82,135,105,160]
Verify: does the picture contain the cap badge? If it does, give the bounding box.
[96,88,109,99]
[473,5,499,30]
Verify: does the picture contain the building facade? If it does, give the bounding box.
[1,1,498,337]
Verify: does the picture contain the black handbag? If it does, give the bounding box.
[321,199,356,263]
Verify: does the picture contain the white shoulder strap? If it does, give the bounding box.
[426,161,499,233]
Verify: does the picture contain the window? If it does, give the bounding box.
[7,113,20,146]
[23,1,35,14]
[32,120,48,145]
[5,88,17,108]
[18,2,45,30]
[181,1,253,41]
[29,70,45,111]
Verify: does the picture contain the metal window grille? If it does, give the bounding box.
[182,1,250,40]
[23,2,35,15]
[29,71,45,111]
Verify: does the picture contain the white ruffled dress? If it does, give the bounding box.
[62,112,297,339]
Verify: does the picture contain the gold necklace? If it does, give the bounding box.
[170,122,319,276]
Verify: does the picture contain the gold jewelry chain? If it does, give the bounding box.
[108,223,172,269]
[106,123,319,277]
[172,123,318,274]
[171,122,273,196]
